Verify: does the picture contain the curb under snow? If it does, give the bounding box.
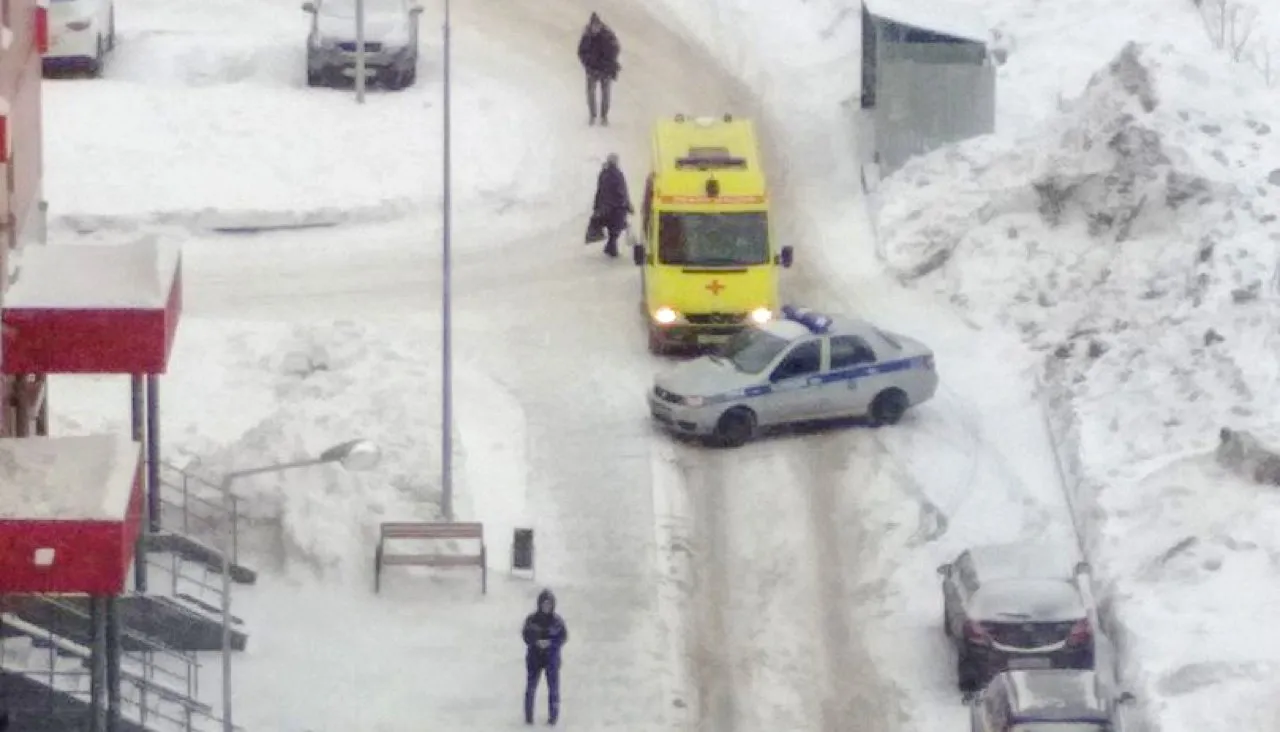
[50,199,424,237]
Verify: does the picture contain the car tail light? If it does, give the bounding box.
[35,3,50,54]
[963,620,991,646]
[1066,619,1092,645]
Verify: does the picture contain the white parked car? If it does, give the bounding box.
[648,306,940,446]
[302,0,422,90]
[42,0,115,76]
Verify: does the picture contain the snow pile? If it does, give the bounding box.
[880,40,1280,731]
[1215,426,1280,485]
[53,318,449,579]
[169,320,447,579]
[881,40,1280,463]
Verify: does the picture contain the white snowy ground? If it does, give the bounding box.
[875,0,1280,728]
[40,1,1096,732]
[43,0,558,231]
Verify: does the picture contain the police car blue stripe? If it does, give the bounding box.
[706,356,927,403]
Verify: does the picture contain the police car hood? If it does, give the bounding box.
[655,355,756,398]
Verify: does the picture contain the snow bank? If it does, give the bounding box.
[881,39,1280,731]
[51,318,453,580]
[169,320,448,580]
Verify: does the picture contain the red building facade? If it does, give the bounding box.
[0,0,49,437]
[0,0,181,597]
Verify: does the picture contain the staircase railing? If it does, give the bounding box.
[158,462,242,568]
[25,595,202,699]
[0,614,228,732]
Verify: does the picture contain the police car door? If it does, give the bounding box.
[824,334,880,418]
[759,338,828,424]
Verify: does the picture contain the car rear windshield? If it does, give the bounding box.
[657,211,769,266]
[1012,724,1106,732]
[323,0,401,16]
[721,328,789,374]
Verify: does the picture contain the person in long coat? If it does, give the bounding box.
[522,588,569,725]
[577,12,621,125]
[590,152,632,258]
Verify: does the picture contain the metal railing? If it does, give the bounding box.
[24,595,202,700]
[158,461,243,569]
[0,614,225,732]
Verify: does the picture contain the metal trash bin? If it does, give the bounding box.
[511,528,535,575]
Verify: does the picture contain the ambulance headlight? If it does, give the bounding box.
[749,307,772,324]
[653,307,678,325]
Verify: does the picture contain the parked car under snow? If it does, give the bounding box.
[939,542,1097,693]
[302,0,422,90]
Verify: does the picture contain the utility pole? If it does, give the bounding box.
[354,0,367,103]
[440,0,454,521]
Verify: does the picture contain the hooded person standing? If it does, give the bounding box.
[522,589,569,725]
[577,12,621,126]
[588,152,633,258]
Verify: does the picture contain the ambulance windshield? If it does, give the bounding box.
[657,212,769,266]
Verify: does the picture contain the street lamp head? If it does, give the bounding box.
[319,438,382,472]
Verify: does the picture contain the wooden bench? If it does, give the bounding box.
[374,521,487,594]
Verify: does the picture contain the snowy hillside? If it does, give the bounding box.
[878,29,1280,732]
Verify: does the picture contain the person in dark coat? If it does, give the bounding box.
[522,589,568,725]
[590,152,632,258]
[577,12,620,126]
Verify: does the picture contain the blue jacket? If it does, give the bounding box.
[522,589,568,666]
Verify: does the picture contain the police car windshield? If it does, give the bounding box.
[721,328,789,374]
[657,212,769,266]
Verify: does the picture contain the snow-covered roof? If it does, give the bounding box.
[968,541,1082,581]
[862,0,989,45]
[760,319,811,341]
[0,435,141,521]
[1007,669,1105,717]
[970,578,1086,621]
[5,237,180,309]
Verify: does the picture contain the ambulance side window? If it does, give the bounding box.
[642,174,654,239]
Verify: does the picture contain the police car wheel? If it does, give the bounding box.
[871,389,909,426]
[713,408,755,447]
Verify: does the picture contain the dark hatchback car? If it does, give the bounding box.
[939,542,1096,692]
[969,668,1134,732]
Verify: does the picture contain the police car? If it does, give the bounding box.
[648,306,939,446]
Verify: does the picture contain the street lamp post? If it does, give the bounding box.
[440,0,454,522]
[216,438,382,732]
[354,0,367,103]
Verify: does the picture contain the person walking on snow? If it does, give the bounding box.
[577,12,620,125]
[590,152,632,258]
[523,589,569,725]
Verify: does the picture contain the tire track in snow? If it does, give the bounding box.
[674,445,741,732]
[797,431,911,731]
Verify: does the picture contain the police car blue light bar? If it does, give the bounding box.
[781,305,833,334]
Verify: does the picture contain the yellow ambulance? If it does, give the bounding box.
[632,113,794,354]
